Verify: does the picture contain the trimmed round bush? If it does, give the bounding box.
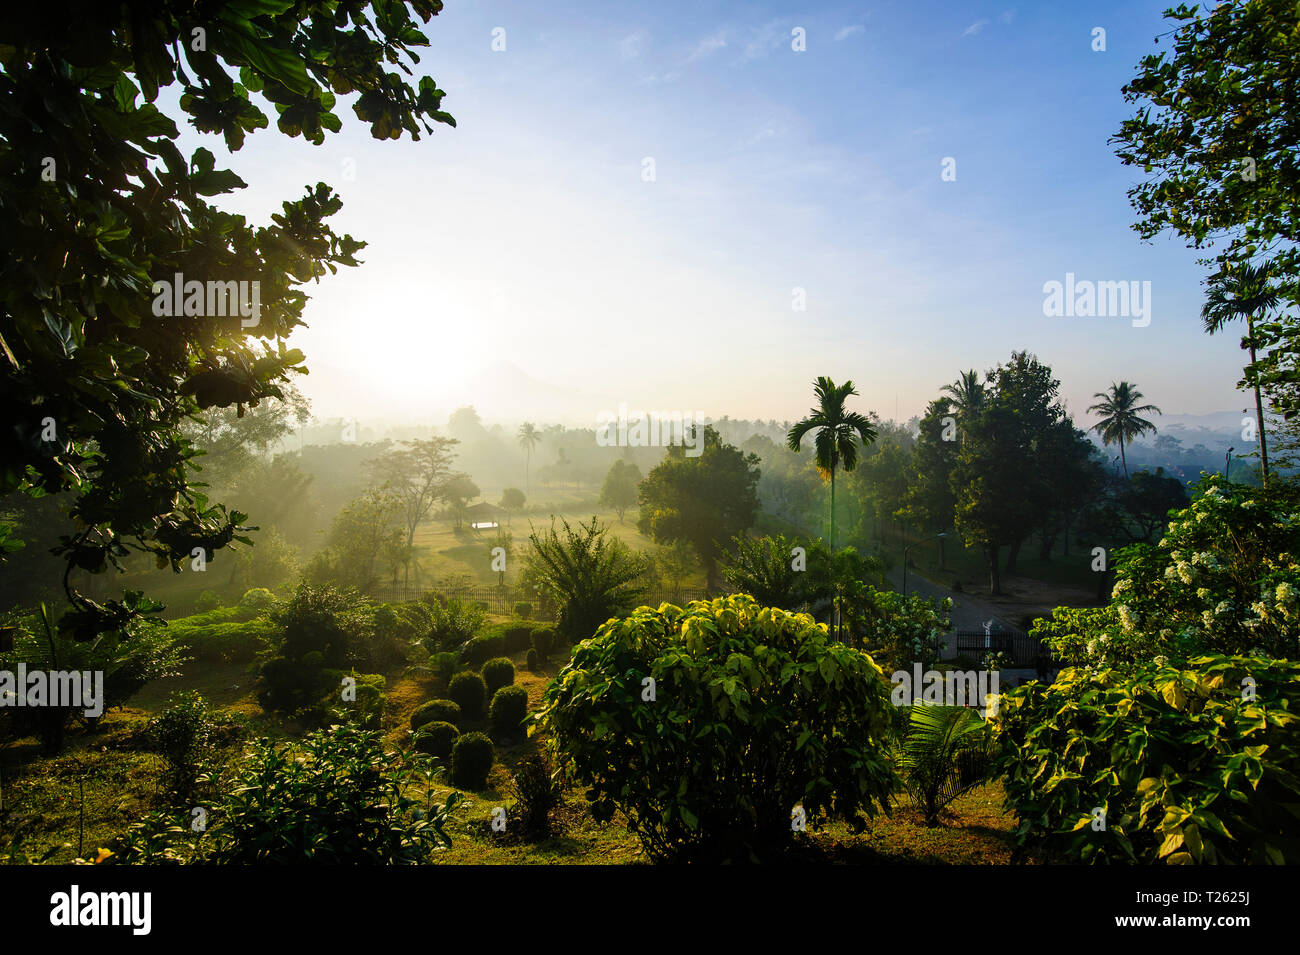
[531,628,556,660]
[239,587,277,613]
[448,672,487,719]
[410,699,461,731]
[450,731,495,790]
[481,657,516,696]
[489,685,530,741]
[513,601,532,620]
[461,632,506,667]
[536,594,897,862]
[413,721,459,760]
[526,648,540,671]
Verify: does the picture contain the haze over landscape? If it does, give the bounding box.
[166,0,1250,427]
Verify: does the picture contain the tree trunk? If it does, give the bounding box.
[1038,531,1056,562]
[987,546,1001,595]
[938,533,947,571]
[1248,322,1270,484]
[1005,539,1022,576]
[1119,439,1128,479]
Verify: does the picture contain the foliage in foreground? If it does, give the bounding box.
[536,594,896,862]
[897,704,996,827]
[112,724,461,864]
[1037,476,1300,665]
[995,653,1300,864]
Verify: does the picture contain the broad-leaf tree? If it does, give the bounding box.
[599,459,641,523]
[637,426,761,588]
[0,1,455,639]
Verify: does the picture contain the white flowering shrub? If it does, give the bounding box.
[1034,476,1300,665]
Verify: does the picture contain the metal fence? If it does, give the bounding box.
[949,628,1050,667]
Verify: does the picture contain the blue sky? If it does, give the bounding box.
[190,0,1248,427]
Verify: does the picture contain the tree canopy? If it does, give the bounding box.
[0,1,454,637]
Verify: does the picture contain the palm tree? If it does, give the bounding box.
[787,377,877,553]
[941,369,985,417]
[517,422,541,496]
[1087,382,1161,479]
[1202,262,1279,484]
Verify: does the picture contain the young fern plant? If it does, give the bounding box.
[898,704,996,827]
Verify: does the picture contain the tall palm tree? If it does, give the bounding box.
[787,377,877,553]
[517,422,541,496]
[1087,382,1161,479]
[1202,262,1280,484]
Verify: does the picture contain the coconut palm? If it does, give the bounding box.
[1202,262,1280,484]
[1087,382,1161,479]
[941,369,985,417]
[517,422,541,496]
[787,377,877,553]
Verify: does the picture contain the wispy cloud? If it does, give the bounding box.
[619,29,647,60]
[963,19,990,37]
[739,21,787,62]
[999,9,1016,25]
[687,31,728,62]
[834,24,865,42]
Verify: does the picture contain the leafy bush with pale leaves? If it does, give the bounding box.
[536,594,897,862]
[995,653,1300,864]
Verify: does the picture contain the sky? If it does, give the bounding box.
[180,0,1252,429]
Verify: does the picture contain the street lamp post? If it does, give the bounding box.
[902,532,946,597]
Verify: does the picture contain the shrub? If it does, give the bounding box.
[513,601,532,620]
[524,517,646,644]
[489,685,529,741]
[148,691,216,797]
[510,754,561,840]
[996,653,1300,864]
[537,594,897,862]
[169,615,277,664]
[460,632,506,668]
[502,626,533,654]
[427,651,460,687]
[447,672,487,720]
[196,590,224,613]
[1046,476,1300,666]
[238,588,278,614]
[531,627,556,660]
[525,648,540,671]
[897,705,995,826]
[115,724,463,863]
[344,674,386,730]
[450,731,495,790]
[423,596,486,654]
[410,699,461,731]
[481,657,516,696]
[413,721,459,760]
[853,587,951,670]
